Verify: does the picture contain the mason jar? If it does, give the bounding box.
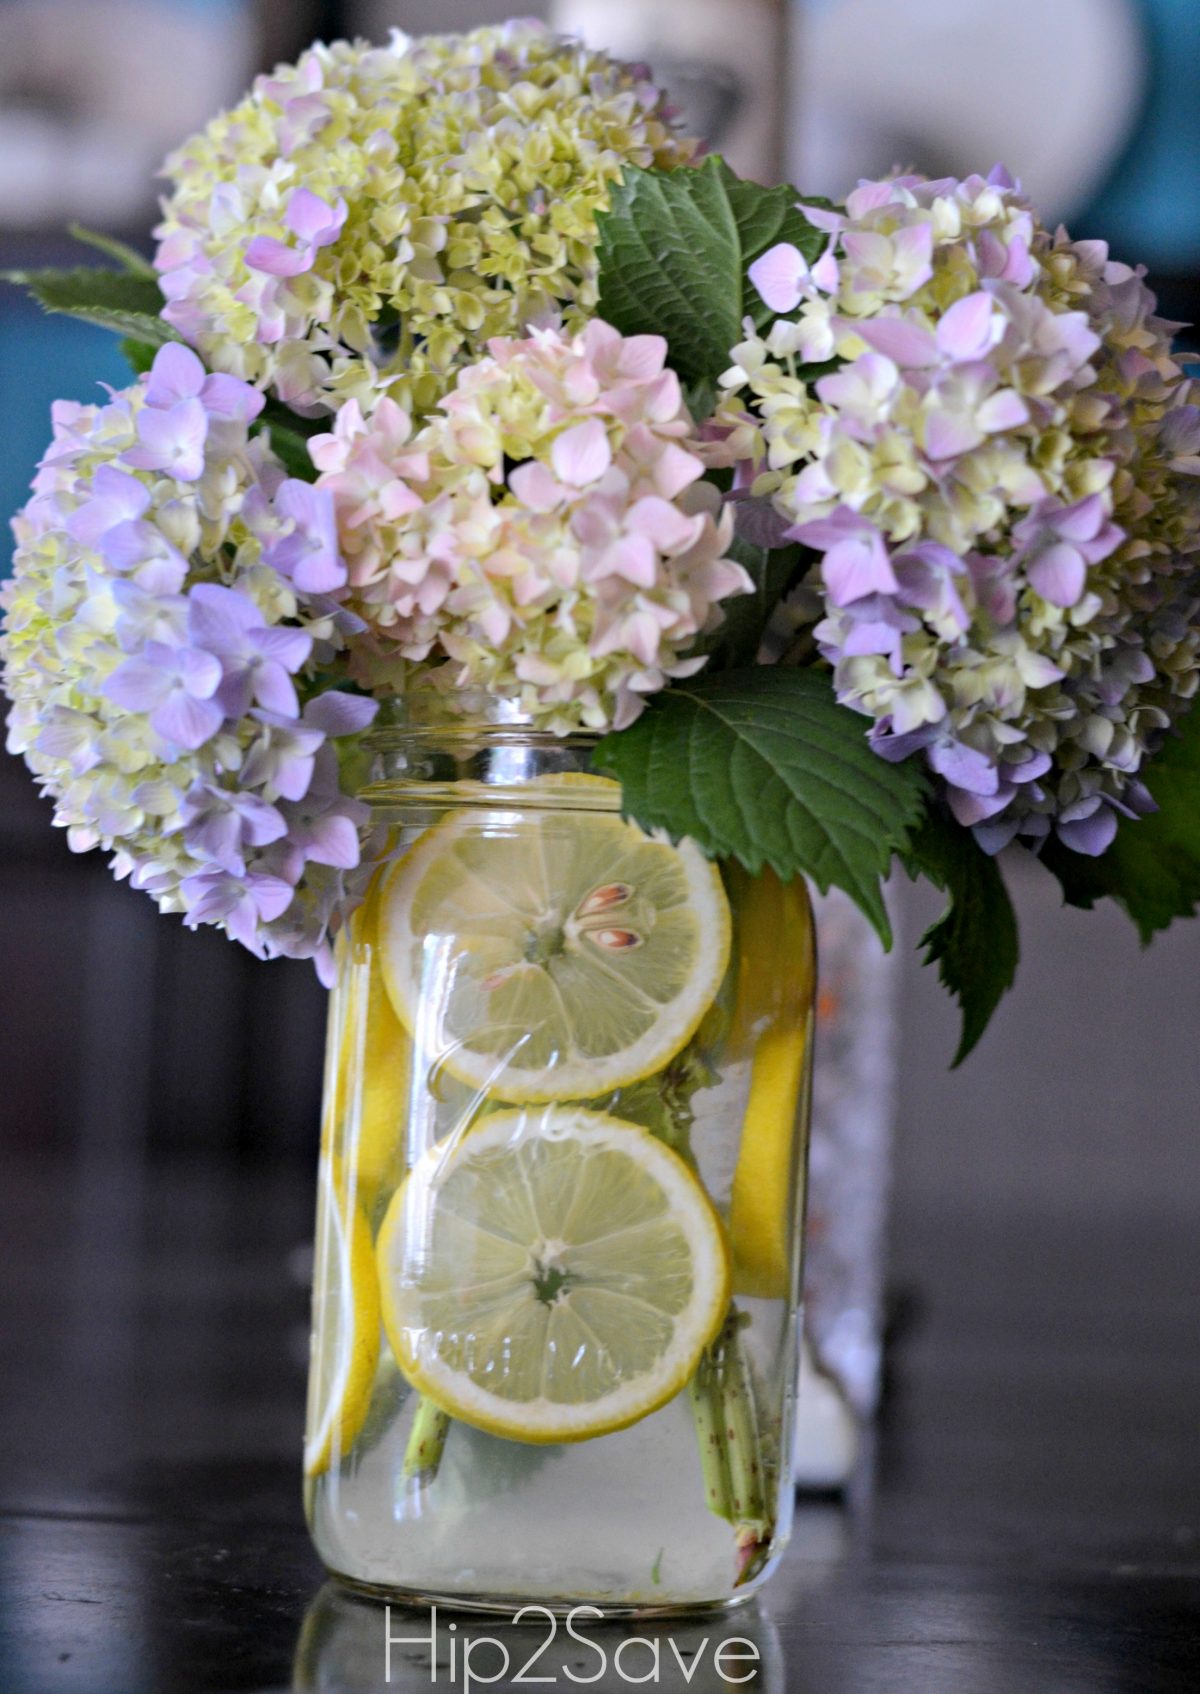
[303,709,815,1613]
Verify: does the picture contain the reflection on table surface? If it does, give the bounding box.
[292,1583,789,1692]
[0,1150,1198,1693]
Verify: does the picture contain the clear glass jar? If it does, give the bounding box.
[303,717,815,1614]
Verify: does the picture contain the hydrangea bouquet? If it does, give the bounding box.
[4,20,1200,1060]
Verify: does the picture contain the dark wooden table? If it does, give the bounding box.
[1,1149,1196,1693]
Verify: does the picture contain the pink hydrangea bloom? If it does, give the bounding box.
[309,320,751,732]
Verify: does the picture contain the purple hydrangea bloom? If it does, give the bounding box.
[791,510,898,606]
[124,397,209,482]
[1011,495,1124,608]
[266,481,346,594]
[178,781,288,874]
[2,340,379,968]
[720,168,1200,857]
[187,583,313,718]
[143,341,263,422]
[181,866,297,952]
[104,640,224,750]
[240,709,327,802]
[66,464,149,547]
[267,745,366,881]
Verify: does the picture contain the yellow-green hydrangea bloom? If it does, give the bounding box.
[154,22,697,416]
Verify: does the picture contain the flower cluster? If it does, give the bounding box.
[719,168,1200,853]
[0,343,376,973]
[308,319,751,731]
[154,23,696,417]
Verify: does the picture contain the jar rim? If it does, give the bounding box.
[363,724,601,751]
[360,696,614,811]
[363,687,605,749]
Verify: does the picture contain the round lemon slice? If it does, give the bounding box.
[377,791,731,1104]
[375,1106,731,1444]
[304,1163,382,1477]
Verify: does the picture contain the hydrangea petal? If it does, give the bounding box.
[1027,541,1086,606]
[243,235,315,278]
[936,291,1000,361]
[152,690,224,751]
[1057,807,1118,855]
[125,398,209,482]
[856,316,939,367]
[144,342,207,407]
[285,187,347,247]
[552,419,612,488]
[748,242,809,314]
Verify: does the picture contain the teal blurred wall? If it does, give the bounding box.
[0,304,132,572]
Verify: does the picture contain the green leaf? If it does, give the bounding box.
[1,264,173,344]
[1035,836,1109,914]
[119,338,161,375]
[51,304,175,345]
[258,397,325,441]
[68,223,156,278]
[902,807,1019,1066]
[595,157,829,388]
[696,539,801,671]
[593,666,927,945]
[3,263,165,316]
[258,420,318,482]
[251,397,325,481]
[57,305,175,345]
[682,375,719,425]
[1041,702,1200,941]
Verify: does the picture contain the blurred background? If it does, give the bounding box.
[1,0,1197,1270]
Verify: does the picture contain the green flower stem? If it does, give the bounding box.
[631,1048,774,1580]
[718,1312,772,1583]
[719,1312,767,1528]
[688,1352,734,1521]
[402,1394,451,1483]
[687,1307,774,1585]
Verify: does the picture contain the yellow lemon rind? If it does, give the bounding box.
[304,1173,382,1478]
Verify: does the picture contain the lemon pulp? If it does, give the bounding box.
[377,792,731,1103]
[304,1162,382,1477]
[375,1105,731,1444]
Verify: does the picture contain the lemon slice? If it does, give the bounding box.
[377,789,731,1103]
[304,1163,382,1477]
[375,1105,731,1444]
[322,887,411,1214]
[726,866,815,1300]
